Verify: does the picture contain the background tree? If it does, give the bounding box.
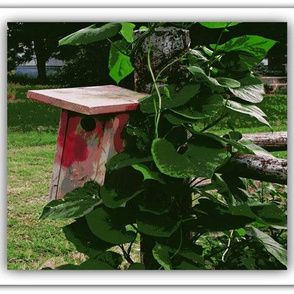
[7,22,92,84]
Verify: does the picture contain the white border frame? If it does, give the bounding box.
[1,7,292,286]
[1,1,294,8]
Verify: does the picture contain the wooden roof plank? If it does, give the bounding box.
[27,85,148,115]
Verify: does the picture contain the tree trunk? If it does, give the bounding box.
[242,132,287,151]
[133,27,191,268]
[34,38,48,84]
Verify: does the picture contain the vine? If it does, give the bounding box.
[39,22,287,270]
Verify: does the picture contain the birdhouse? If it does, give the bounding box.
[27,85,147,200]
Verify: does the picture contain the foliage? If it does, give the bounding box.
[39,22,287,270]
[53,42,115,87]
[7,22,97,83]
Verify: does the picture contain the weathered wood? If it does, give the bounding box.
[27,85,147,115]
[221,154,287,185]
[242,132,287,151]
[49,111,130,200]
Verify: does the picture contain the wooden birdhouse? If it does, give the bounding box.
[27,85,147,200]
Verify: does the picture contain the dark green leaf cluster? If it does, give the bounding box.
[40,22,286,270]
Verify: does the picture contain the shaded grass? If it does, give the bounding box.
[7,83,64,101]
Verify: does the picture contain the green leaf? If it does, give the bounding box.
[137,212,180,237]
[59,23,122,46]
[56,252,123,270]
[226,100,272,129]
[211,35,276,62]
[247,226,287,267]
[132,164,166,184]
[39,182,101,220]
[219,51,262,71]
[128,263,146,270]
[63,217,113,259]
[197,132,254,155]
[136,182,172,215]
[139,84,200,114]
[249,203,287,226]
[230,74,264,103]
[152,243,172,270]
[162,242,205,266]
[238,139,274,158]
[221,174,249,202]
[151,134,228,179]
[86,206,136,244]
[216,77,240,88]
[189,199,256,232]
[100,167,144,208]
[170,94,223,120]
[199,22,240,29]
[106,152,152,172]
[164,112,200,125]
[174,260,202,270]
[188,49,208,66]
[188,66,240,89]
[188,66,222,88]
[109,40,134,84]
[120,22,136,43]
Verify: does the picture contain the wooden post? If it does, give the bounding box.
[133,27,191,268]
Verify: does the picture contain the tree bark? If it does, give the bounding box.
[220,154,287,185]
[242,132,287,151]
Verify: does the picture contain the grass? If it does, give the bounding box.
[7,83,287,270]
[7,144,84,270]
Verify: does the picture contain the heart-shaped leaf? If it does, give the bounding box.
[211,35,276,62]
[120,22,136,43]
[151,134,228,179]
[109,40,134,84]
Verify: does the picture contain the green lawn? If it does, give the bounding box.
[7,85,287,270]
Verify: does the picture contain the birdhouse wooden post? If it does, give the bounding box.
[27,85,147,200]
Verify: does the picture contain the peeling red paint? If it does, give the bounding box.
[62,133,89,167]
[57,114,106,168]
